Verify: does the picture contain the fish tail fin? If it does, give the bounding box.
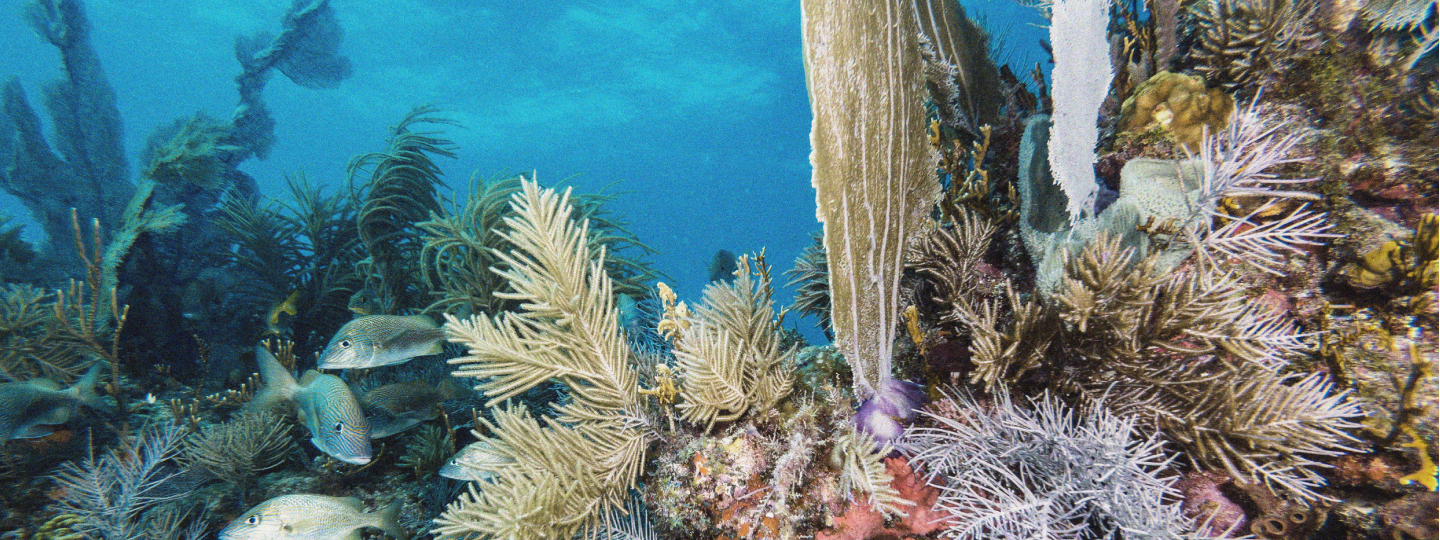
[245,345,300,413]
[69,362,106,407]
[376,500,408,540]
[436,377,463,401]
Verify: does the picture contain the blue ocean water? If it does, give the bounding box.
[0,0,1047,344]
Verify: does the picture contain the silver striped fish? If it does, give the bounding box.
[316,315,445,370]
[219,494,407,540]
[0,364,105,441]
[248,346,372,464]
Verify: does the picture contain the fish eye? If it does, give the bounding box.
[339,340,351,349]
[246,515,260,525]
[334,422,344,432]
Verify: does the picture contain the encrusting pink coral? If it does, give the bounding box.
[1175,470,1248,537]
[816,456,954,540]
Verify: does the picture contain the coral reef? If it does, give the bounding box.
[351,106,455,314]
[914,0,1004,143]
[1187,0,1321,91]
[899,388,1196,539]
[783,234,830,336]
[140,114,244,191]
[953,234,1364,500]
[49,424,203,540]
[181,411,295,489]
[396,424,454,480]
[418,174,660,318]
[0,0,1433,538]
[1,0,130,269]
[664,253,796,431]
[212,173,363,351]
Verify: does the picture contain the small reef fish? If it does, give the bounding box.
[360,379,460,439]
[248,346,373,464]
[438,439,513,482]
[264,290,301,337]
[219,494,407,540]
[316,315,445,370]
[0,364,106,441]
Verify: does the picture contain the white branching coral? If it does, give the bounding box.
[898,388,1198,540]
[1188,98,1338,274]
[436,178,649,540]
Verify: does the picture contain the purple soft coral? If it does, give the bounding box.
[856,379,926,447]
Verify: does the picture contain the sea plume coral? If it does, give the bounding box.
[1189,0,1320,92]
[666,253,795,431]
[942,233,1363,501]
[51,424,198,540]
[435,178,650,540]
[350,105,455,313]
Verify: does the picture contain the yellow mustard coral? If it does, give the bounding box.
[1341,214,1439,311]
[1119,71,1234,151]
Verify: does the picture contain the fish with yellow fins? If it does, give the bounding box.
[263,290,301,337]
[316,315,446,370]
[246,346,372,465]
[0,364,106,441]
[219,494,407,540]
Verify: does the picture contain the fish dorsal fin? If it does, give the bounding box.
[338,496,364,511]
[399,314,438,329]
[28,379,62,391]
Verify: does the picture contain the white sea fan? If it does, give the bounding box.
[898,388,1206,540]
[1048,0,1113,222]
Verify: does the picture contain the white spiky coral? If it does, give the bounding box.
[1188,98,1339,274]
[898,388,1200,540]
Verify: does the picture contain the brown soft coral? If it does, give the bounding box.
[1119,71,1234,152]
